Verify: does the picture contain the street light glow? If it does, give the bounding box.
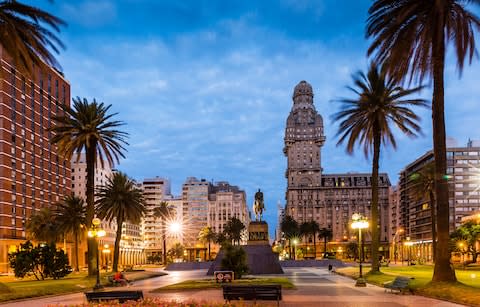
[169,221,182,234]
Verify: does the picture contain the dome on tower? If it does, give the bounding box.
[293,80,313,99]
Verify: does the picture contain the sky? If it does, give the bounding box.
[28,0,480,236]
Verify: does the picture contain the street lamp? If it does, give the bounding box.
[351,213,369,287]
[88,217,106,291]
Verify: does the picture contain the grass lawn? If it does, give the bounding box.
[336,265,480,306]
[153,277,295,292]
[0,270,166,302]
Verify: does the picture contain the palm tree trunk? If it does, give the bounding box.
[313,234,317,259]
[431,21,456,282]
[429,191,436,263]
[86,145,97,276]
[208,241,211,260]
[74,229,79,272]
[162,219,167,265]
[113,217,124,272]
[370,129,381,273]
[324,237,327,254]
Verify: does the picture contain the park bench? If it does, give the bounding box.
[384,276,412,294]
[223,285,282,306]
[84,290,143,303]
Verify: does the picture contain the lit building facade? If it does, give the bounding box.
[284,81,391,257]
[0,48,71,272]
[398,139,480,262]
[140,177,171,259]
[208,181,250,243]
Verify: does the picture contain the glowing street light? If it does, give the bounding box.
[351,213,369,287]
[88,217,106,291]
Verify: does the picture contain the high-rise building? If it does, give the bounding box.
[141,177,171,259]
[208,181,249,242]
[284,81,391,256]
[398,139,480,261]
[182,177,210,250]
[0,48,71,272]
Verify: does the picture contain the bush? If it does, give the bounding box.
[8,241,72,280]
[220,244,249,279]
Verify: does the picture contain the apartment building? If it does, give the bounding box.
[0,48,71,272]
[398,139,480,262]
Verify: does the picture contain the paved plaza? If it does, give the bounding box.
[0,268,465,307]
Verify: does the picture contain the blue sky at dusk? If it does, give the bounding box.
[30,0,480,236]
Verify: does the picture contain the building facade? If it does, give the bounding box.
[182,177,210,250]
[208,181,249,241]
[0,48,72,272]
[398,139,480,262]
[141,177,171,259]
[284,81,391,257]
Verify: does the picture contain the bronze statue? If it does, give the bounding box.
[253,189,265,221]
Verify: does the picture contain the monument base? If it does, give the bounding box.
[207,221,283,275]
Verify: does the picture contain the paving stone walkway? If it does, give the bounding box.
[0,267,466,306]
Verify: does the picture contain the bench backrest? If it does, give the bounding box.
[223,285,281,299]
[392,277,410,286]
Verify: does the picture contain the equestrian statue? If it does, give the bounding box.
[253,188,265,221]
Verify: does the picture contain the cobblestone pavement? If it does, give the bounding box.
[0,267,466,307]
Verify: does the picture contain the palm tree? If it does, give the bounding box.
[332,63,426,272]
[409,161,437,263]
[318,228,333,256]
[153,202,172,265]
[367,0,480,282]
[280,215,299,260]
[0,0,65,75]
[26,207,58,244]
[53,194,87,272]
[300,221,320,258]
[224,217,245,246]
[95,172,146,272]
[50,97,128,276]
[198,226,216,260]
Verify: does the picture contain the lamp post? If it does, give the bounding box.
[351,213,369,287]
[88,217,106,291]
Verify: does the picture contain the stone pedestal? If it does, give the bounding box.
[207,221,283,275]
[248,221,269,245]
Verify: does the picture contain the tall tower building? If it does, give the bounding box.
[284,80,326,196]
[0,48,71,272]
[283,81,391,257]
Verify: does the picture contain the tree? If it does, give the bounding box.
[409,162,437,262]
[450,220,480,264]
[95,172,146,272]
[198,226,216,260]
[153,201,173,265]
[53,194,86,272]
[0,0,65,75]
[332,63,426,272]
[26,207,58,244]
[224,217,245,246]
[346,242,359,261]
[8,241,71,280]
[215,232,229,247]
[300,221,320,258]
[367,0,480,282]
[167,243,185,262]
[221,244,249,279]
[280,215,299,260]
[318,227,333,256]
[50,97,128,276]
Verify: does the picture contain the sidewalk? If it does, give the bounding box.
[0,268,466,307]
